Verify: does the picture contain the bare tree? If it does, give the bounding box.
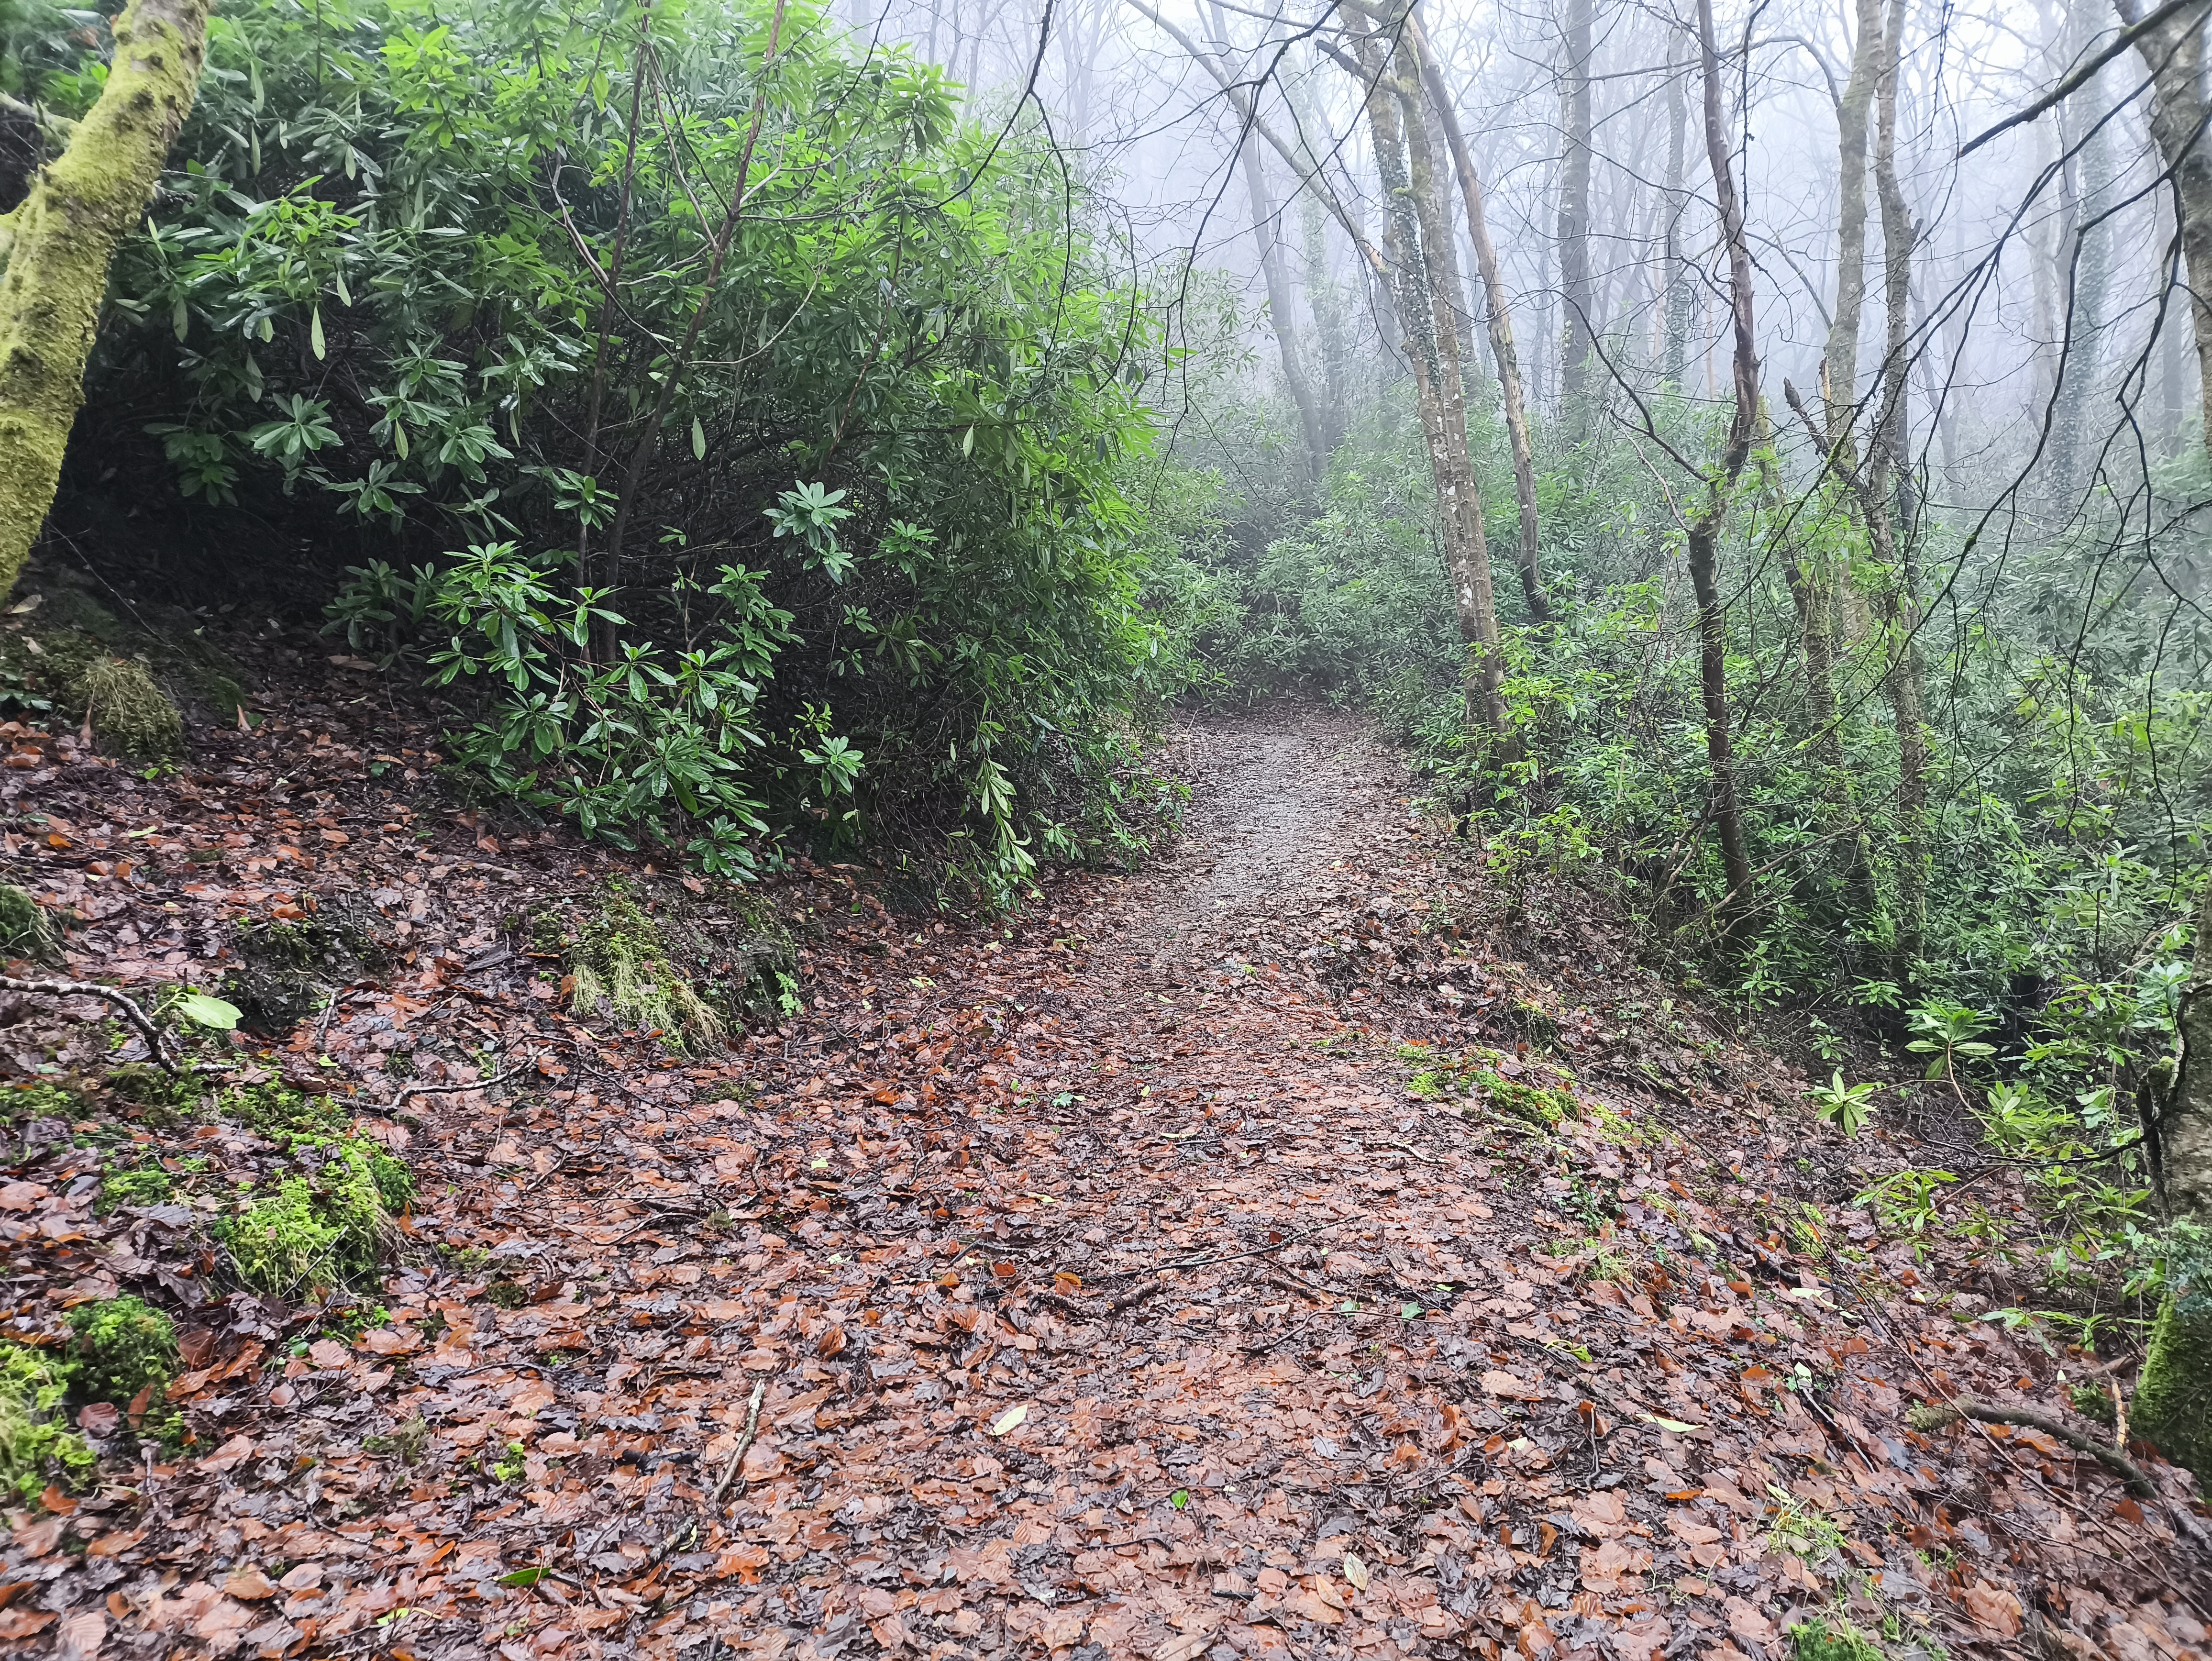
[1683,0,1759,940]
[1406,10,1551,626]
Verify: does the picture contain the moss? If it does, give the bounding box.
[72,656,183,758]
[0,1343,95,1503]
[66,1295,176,1405]
[104,1061,200,1127]
[1787,1618,1885,1661]
[1474,1069,1573,1128]
[2131,1294,2210,1492]
[99,1163,172,1211]
[0,1080,79,1123]
[223,1079,345,1142]
[0,883,56,963]
[570,878,725,1052]
[221,1140,404,1295]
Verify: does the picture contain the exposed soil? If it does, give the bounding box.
[0,680,2205,1661]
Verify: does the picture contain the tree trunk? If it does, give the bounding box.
[1823,0,1881,464]
[1800,0,1880,930]
[2132,882,2212,1489]
[1393,33,1504,720]
[1686,0,1759,941]
[1871,0,1925,991]
[1661,61,1692,389]
[1343,1,1503,732]
[2117,0,2212,461]
[0,0,213,596]
[1407,14,1550,627]
[1210,0,1327,480]
[1555,0,1595,418]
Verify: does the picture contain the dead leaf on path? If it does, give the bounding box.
[0,1609,56,1640]
[1725,1595,1777,1645]
[1481,1369,1545,1401]
[1963,1581,2023,1637]
[222,1570,277,1601]
[200,1433,256,1472]
[990,1403,1029,1436]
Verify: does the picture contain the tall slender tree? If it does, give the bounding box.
[1682,0,1759,941]
[1405,10,1550,626]
[1554,0,1596,417]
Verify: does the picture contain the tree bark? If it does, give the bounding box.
[1870,0,1926,990]
[1661,60,1692,390]
[1342,1,1504,732]
[0,0,213,596]
[1823,0,1881,464]
[1686,0,1758,942]
[2117,0,2212,460]
[1555,0,1595,417]
[2132,882,2212,1489]
[1406,13,1550,627]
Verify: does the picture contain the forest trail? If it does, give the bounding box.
[1,699,2206,1661]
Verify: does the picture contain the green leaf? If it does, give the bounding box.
[176,993,242,1030]
[692,417,707,460]
[310,308,326,361]
[961,425,974,456]
[171,297,189,342]
[496,1567,544,1588]
[1643,1414,1700,1433]
[1169,1488,1189,1508]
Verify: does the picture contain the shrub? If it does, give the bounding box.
[24,0,1198,893]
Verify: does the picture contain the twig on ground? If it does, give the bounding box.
[1108,1281,1166,1316]
[0,975,173,1070]
[1910,1396,2154,1497]
[1086,1223,1332,1282]
[365,1052,539,1116]
[708,1379,768,1508]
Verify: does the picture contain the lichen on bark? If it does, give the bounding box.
[2134,881,2212,1493]
[0,0,214,596]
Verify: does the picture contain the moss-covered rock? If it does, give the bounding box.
[66,1295,176,1405]
[74,655,183,757]
[570,878,727,1052]
[221,1140,409,1296]
[2132,1295,2209,1493]
[0,883,57,963]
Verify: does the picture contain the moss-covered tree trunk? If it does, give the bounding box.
[0,0,212,597]
[2135,882,2212,1489]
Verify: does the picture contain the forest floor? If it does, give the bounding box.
[0,652,2207,1661]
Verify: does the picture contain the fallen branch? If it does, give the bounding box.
[708,1378,768,1509]
[1909,1396,2153,1496]
[0,975,172,1070]
[366,1052,540,1116]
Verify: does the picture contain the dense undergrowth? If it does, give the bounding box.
[8,0,1215,904]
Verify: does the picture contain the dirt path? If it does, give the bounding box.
[5,703,2206,1661]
